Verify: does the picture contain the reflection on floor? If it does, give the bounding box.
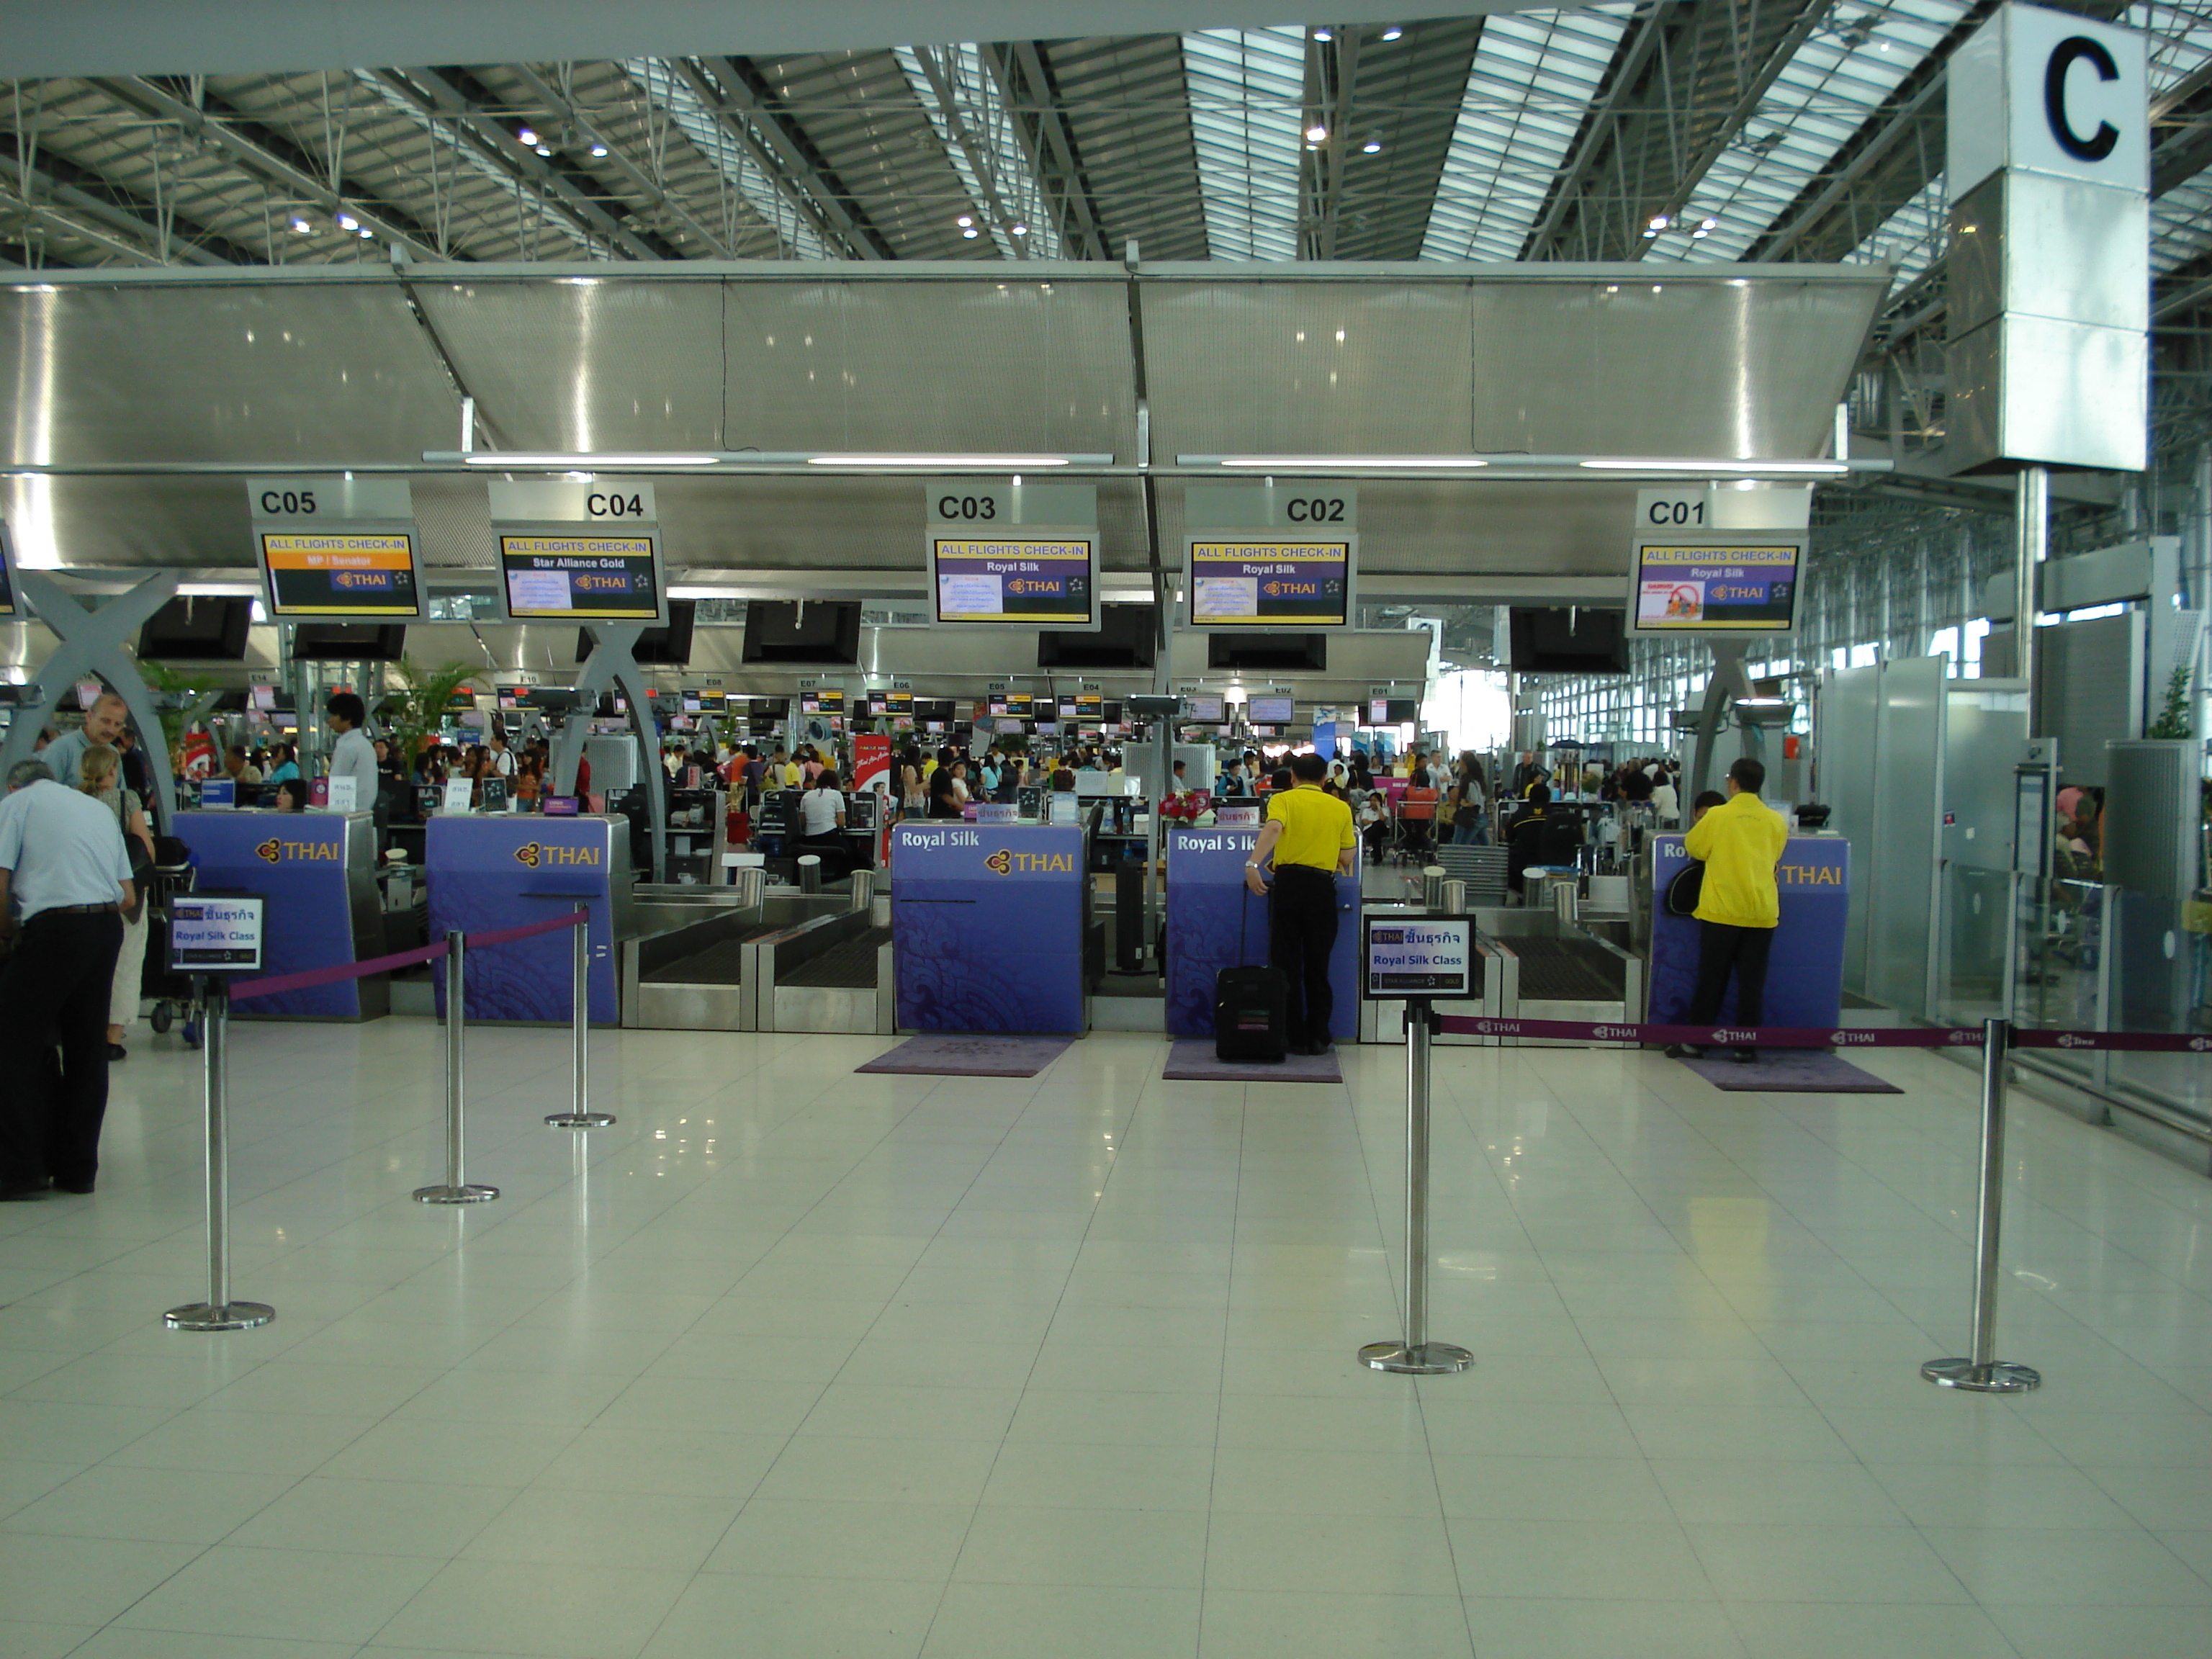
[3,1016,2211,1659]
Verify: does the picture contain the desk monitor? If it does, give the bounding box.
[1182,693,1225,724]
[845,792,878,832]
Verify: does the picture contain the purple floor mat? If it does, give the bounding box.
[1681,1050,1902,1093]
[1164,1039,1343,1084]
[856,1035,1071,1077]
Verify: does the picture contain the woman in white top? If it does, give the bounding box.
[79,744,154,1058]
[799,770,847,838]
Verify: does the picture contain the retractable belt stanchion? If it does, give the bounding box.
[1922,1017,2041,1393]
[1360,997,1473,1375]
[547,904,613,1130]
[166,979,275,1331]
[415,930,498,1204]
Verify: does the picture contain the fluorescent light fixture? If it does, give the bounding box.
[177,583,265,598]
[1580,458,1848,475]
[1214,454,1488,469]
[462,451,718,467]
[804,454,1082,467]
[667,585,747,600]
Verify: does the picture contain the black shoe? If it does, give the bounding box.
[1310,1037,1334,1056]
[1663,1043,1705,1060]
[107,1044,127,1062]
[1731,1048,1758,1066]
[50,1177,94,1195]
[0,1183,48,1202]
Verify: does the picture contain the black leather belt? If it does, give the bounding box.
[39,903,119,915]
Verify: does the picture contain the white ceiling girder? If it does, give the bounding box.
[1,2,1570,81]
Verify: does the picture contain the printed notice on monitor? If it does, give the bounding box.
[508,570,574,613]
[938,572,1004,616]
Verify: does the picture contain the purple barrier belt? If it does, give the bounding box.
[464,910,589,950]
[1429,1015,2209,1053]
[225,909,586,1000]
[229,939,448,1001]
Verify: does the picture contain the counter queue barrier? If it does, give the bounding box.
[164,906,598,1334]
[1372,1011,2207,1398]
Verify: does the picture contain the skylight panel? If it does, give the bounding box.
[1421,6,1633,260]
[1671,0,1974,262]
[894,44,1062,258]
[1182,27,1309,259]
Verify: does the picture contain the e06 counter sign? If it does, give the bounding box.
[168,896,265,974]
[1364,917,1474,999]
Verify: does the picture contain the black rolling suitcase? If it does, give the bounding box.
[1213,901,1288,1062]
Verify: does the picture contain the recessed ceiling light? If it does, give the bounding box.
[1010,223,1028,235]
[1701,217,1718,230]
[1313,27,1333,40]
[516,126,539,146]
[589,143,608,157]
[1381,25,1403,40]
[961,227,979,238]
[1649,215,1669,230]
[957,215,973,228]
[336,212,358,230]
[289,217,311,234]
[534,145,552,156]
[1362,140,1382,153]
[1305,124,1329,143]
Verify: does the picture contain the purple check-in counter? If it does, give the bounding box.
[891,822,1087,1034]
[172,809,387,1020]
[1648,833,1849,1027]
[1164,824,1359,1043]
[426,814,629,1024]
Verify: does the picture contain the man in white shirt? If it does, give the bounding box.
[488,731,517,778]
[325,693,380,817]
[0,760,135,1198]
[40,691,128,791]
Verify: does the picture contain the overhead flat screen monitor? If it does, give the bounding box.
[742,601,862,665]
[291,624,408,661]
[1247,695,1294,725]
[1511,606,1630,672]
[930,535,1097,627]
[989,693,1034,718]
[1628,539,1802,635]
[249,683,276,712]
[1188,539,1351,628]
[1182,693,1226,724]
[138,596,252,661]
[1210,633,1326,672]
[800,688,846,714]
[573,600,695,666]
[0,521,17,619]
[258,530,423,621]
[1038,603,1156,669]
[500,533,664,623]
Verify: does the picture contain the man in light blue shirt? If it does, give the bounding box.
[325,693,380,818]
[0,760,134,1199]
[38,691,128,792]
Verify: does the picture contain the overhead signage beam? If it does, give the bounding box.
[925,479,1100,631]
[1182,482,1357,631]
[247,475,424,624]
[1628,535,1805,634]
[488,480,667,626]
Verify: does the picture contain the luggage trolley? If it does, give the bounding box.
[141,840,206,1048]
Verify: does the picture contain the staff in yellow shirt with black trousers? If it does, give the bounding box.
[1666,756,1789,1064]
[1245,753,1358,1056]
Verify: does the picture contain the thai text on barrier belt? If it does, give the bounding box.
[226,909,586,1000]
[1429,1015,2211,1053]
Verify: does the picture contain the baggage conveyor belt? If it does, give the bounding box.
[1508,935,1628,1002]
[779,927,894,989]
[639,925,786,986]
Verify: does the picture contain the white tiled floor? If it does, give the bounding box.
[4,1013,2212,1658]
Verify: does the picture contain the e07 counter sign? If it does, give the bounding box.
[1364,918,1474,999]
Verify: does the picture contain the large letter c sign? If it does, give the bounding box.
[2046,35,2121,163]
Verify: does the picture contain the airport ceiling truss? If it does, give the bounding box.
[2,5,2210,350]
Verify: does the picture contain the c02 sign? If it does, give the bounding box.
[1285,496,1349,523]
[935,495,999,521]
[585,492,649,518]
[258,489,318,516]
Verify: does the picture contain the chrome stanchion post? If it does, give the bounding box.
[415,931,498,1203]
[1360,999,1473,1375]
[547,906,613,1129]
[166,980,274,1331]
[1922,1017,2040,1393]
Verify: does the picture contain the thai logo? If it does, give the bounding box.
[1948,1028,1983,1045]
[514,842,542,868]
[984,848,1012,875]
[254,837,281,864]
[1831,1030,1874,1046]
[2057,1031,2090,1048]
[1593,1025,1637,1040]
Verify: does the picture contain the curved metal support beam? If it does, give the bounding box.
[552,624,666,882]
[1,570,181,825]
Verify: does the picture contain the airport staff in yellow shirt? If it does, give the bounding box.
[1668,757,1789,1065]
[1245,753,1357,1055]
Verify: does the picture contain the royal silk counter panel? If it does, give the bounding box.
[891,822,1086,1035]
[174,809,385,1020]
[426,814,628,1023]
[1165,825,1359,1043]
[1648,834,1849,1028]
